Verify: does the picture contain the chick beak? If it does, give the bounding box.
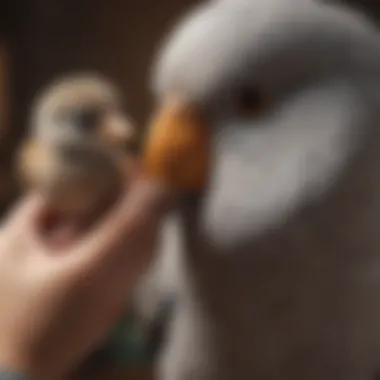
[100,113,137,151]
[142,100,211,194]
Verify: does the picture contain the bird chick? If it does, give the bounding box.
[17,73,136,230]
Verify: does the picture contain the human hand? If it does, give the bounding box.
[0,177,169,380]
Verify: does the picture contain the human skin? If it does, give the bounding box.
[0,175,169,380]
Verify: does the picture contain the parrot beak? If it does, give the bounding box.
[142,100,211,193]
[100,113,137,150]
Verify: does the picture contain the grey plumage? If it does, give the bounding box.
[142,0,380,379]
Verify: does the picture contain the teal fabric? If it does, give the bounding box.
[0,371,28,380]
[104,311,150,367]
[0,314,150,378]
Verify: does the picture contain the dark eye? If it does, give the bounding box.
[235,87,267,117]
[67,106,104,132]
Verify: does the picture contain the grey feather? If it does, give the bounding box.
[143,0,380,379]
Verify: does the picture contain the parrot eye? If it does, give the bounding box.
[64,106,105,133]
[235,87,269,118]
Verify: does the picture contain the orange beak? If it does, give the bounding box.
[142,100,211,193]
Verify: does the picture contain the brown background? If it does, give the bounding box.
[7,0,380,129]
[9,0,200,130]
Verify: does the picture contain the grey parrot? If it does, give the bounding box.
[138,0,380,379]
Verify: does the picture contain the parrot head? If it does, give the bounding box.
[141,0,380,246]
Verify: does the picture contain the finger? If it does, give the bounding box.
[73,177,172,267]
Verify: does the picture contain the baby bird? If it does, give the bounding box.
[17,73,136,230]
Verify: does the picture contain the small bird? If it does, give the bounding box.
[17,73,136,231]
[16,73,144,371]
[137,0,380,379]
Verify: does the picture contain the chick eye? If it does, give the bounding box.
[235,87,268,117]
[67,106,105,132]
